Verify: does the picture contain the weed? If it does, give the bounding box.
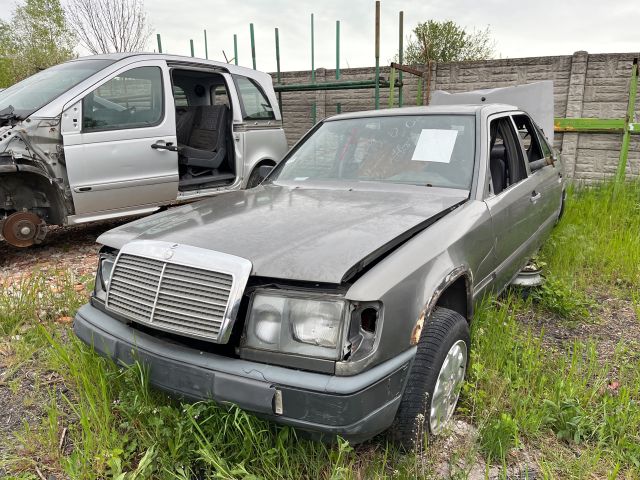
[479,413,519,462]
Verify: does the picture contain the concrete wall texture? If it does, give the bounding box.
[271,51,640,181]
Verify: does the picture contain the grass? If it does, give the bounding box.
[1,180,639,479]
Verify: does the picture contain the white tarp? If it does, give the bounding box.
[430,80,554,142]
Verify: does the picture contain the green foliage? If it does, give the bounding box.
[529,276,593,320]
[479,413,519,461]
[404,20,494,65]
[0,0,75,87]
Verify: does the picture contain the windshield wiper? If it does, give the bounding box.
[0,105,21,125]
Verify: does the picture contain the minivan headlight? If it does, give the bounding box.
[244,292,348,360]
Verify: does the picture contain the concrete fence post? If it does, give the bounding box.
[561,50,589,177]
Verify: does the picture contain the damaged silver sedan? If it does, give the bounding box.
[75,103,564,448]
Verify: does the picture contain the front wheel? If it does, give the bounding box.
[390,307,470,450]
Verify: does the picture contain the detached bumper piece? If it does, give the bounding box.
[74,304,413,442]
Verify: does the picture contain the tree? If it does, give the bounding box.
[404,20,495,65]
[0,0,75,86]
[66,0,152,54]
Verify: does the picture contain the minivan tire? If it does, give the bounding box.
[390,307,470,450]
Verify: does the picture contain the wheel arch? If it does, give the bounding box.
[0,171,69,225]
[410,266,473,345]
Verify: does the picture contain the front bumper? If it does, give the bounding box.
[74,304,415,442]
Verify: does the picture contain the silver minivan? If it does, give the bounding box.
[0,54,288,247]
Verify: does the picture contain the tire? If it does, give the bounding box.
[246,165,270,189]
[390,307,470,450]
[556,189,567,224]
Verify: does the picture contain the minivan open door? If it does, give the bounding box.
[61,60,179,219]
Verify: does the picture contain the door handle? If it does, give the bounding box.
[530,191,542,203]
[151,141,178,152]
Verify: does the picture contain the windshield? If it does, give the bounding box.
[0,59,114,119]
[269,114,476,190]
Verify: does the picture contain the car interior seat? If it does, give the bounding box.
[177,105,229,175]
[489,143,508,194]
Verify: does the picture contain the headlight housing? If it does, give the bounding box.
[94,250,117,301]
[243,291,349,360]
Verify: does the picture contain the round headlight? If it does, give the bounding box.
[253,304,281,344]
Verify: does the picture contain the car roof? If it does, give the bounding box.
[68,52,263,78]
[324,104,518,121]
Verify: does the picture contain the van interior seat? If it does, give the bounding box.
[489,143,508,194]
[177,105,229,171]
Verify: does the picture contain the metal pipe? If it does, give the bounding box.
[311,13,315,83]
[275,28,281,83]
[204,30,208,59]
[250,23,256,69]
[190,39,194,57]
[336,20,341,113]
[398,11,404,107]
[616,57,638,182]
[234,34,238,65]
[156,34,163,53]
[336,20,340,80]
[374,1,380,109]
[274,79,394,92]
[388,67,396,108]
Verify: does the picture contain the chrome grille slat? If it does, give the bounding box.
[106,252,238,342]
[160,275,232,292]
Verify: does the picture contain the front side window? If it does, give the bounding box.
[269,115,476,190]
[0,59,114,119]
[83,66,164,132]
[488,117,528,195]
[234,75,274,120]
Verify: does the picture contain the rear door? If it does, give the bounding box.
[62,60,178,216]
[484,115,541,287]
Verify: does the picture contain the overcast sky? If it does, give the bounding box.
[1,0,638,71]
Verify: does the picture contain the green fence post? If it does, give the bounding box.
[398,11,403,107]
[204,30,208,59]
[336,20,341,114]
[250,23,256,69]
[388,67,396,108]
[156,34,163,53]
[233,34,238,65]
[275,28,281,83]
[190,39,194,57]
[374,1,380,109]
[616,57,638,182]
[311,13,315,83]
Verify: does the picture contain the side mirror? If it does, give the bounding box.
[258,165,274,179]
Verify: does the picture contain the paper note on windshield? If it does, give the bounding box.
[411,129,458,163]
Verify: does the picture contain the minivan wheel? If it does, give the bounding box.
[246,166,267,188]
[2,211,48,247]
[390,307,469,450]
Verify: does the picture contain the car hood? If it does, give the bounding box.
[98,183,467,284]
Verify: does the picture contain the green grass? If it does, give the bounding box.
[1,180,639,479]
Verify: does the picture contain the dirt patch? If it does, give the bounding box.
[515,291,640,365]
[0,220,130,280]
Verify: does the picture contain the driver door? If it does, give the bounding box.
[61,60,178,217]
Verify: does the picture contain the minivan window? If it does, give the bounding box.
[83,66,164,132]
[234,75,274,120]
[0,59,114,119]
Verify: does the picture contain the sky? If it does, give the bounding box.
[1,0,639,72]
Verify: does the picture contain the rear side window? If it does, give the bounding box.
[512,114,544,163]
[83,66,164,132]
[234,75,274,120]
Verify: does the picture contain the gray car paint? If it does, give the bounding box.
[95,104,564,379]
[97,181,468,284]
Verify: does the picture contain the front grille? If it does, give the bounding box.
[106,253,234,341]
